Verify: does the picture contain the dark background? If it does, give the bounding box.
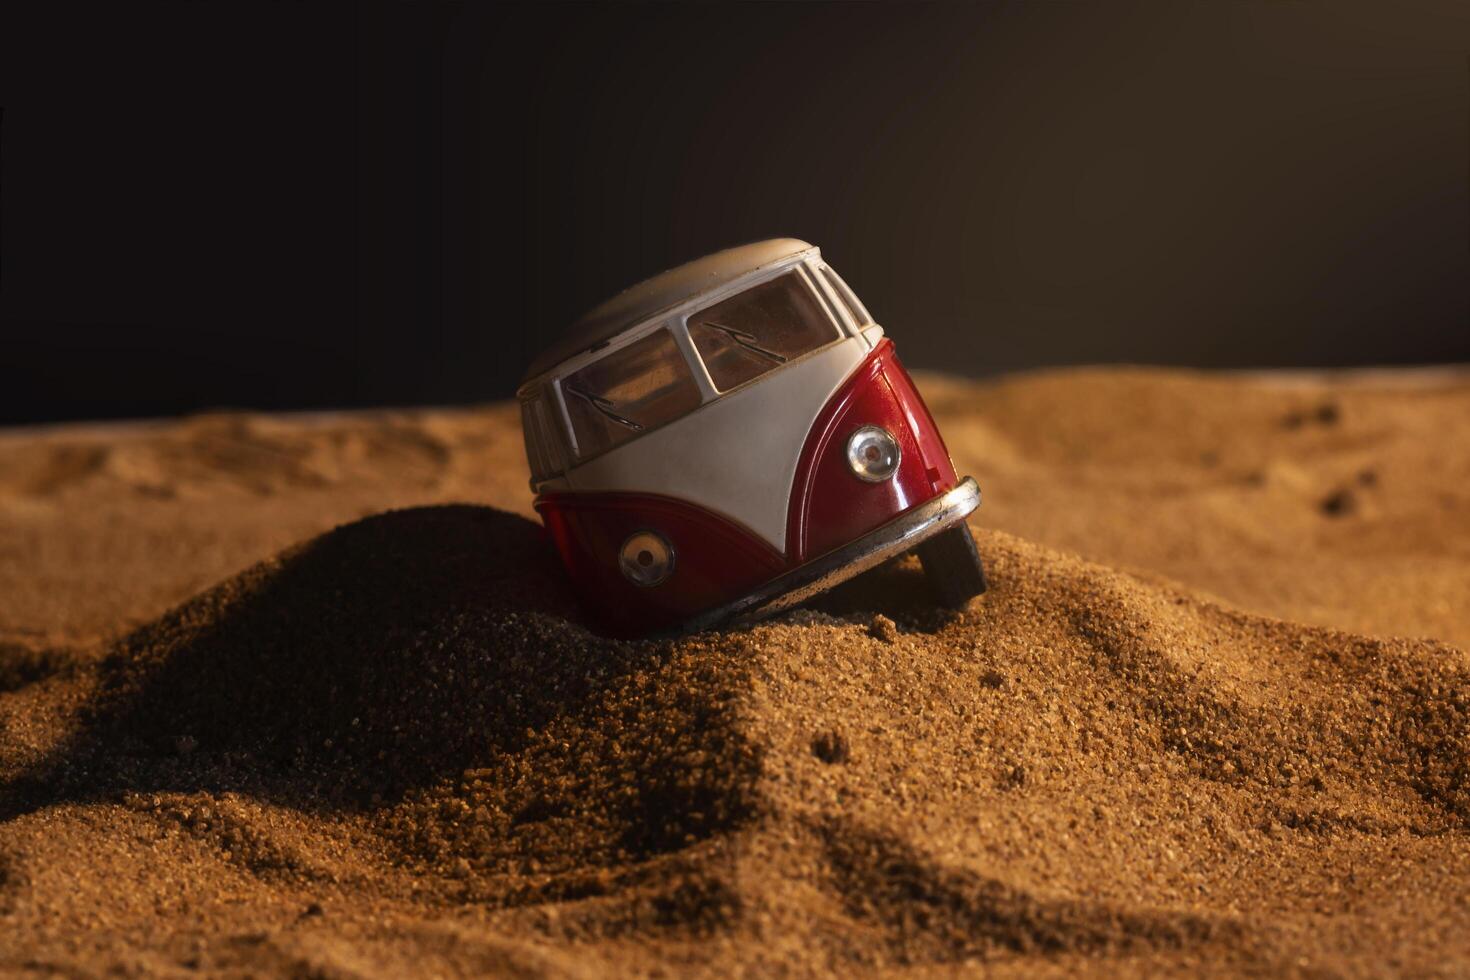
[1,1,1466,425]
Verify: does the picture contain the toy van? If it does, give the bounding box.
[518,239,985,635]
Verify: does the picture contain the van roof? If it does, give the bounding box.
[520,238,815,387]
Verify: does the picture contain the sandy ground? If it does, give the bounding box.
[0,366,1467,977]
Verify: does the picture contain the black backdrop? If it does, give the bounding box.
[2,2,1466,424]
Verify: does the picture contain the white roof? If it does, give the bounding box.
[519,238,814,391]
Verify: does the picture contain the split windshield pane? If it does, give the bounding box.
[561,327,702,461]
[687,272,841,392]
[520,391,561,481]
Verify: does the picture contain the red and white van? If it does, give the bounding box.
[518,239,985,636]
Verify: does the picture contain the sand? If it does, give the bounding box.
[0,366,1467,977]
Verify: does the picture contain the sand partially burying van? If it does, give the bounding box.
[1,367,1466,976]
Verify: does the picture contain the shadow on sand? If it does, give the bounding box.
[0,505,670,819]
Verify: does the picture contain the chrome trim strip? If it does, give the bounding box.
[676,477,981,635]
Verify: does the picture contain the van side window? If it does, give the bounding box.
[687,272,841,392]
[519,389,564,481]
[819,266,871,327]
[561,327,702,461]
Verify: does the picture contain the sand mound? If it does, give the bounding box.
[80,506,584,800]
[4,502,1466,973]
[4,368,1470,974]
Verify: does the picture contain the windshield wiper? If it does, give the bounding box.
[697,321,787,365]
[564,382,644,431]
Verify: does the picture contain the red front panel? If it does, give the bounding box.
[535,491,786,636]
[785,339,957,564]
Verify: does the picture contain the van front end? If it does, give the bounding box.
[535,337,983,637]
[519,240,988,637]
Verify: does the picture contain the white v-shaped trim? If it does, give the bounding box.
[562,337,869,553]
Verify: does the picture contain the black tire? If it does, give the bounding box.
[916,523,987,608]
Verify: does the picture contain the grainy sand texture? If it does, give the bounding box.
[1,367,1467,977]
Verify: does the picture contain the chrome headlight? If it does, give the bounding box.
[620,530,675,586]
[846,425,901,482]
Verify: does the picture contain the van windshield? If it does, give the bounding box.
[687,272,840,392]
[561,327,702,461]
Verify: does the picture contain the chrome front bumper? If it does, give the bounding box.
[677,476,981,634]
